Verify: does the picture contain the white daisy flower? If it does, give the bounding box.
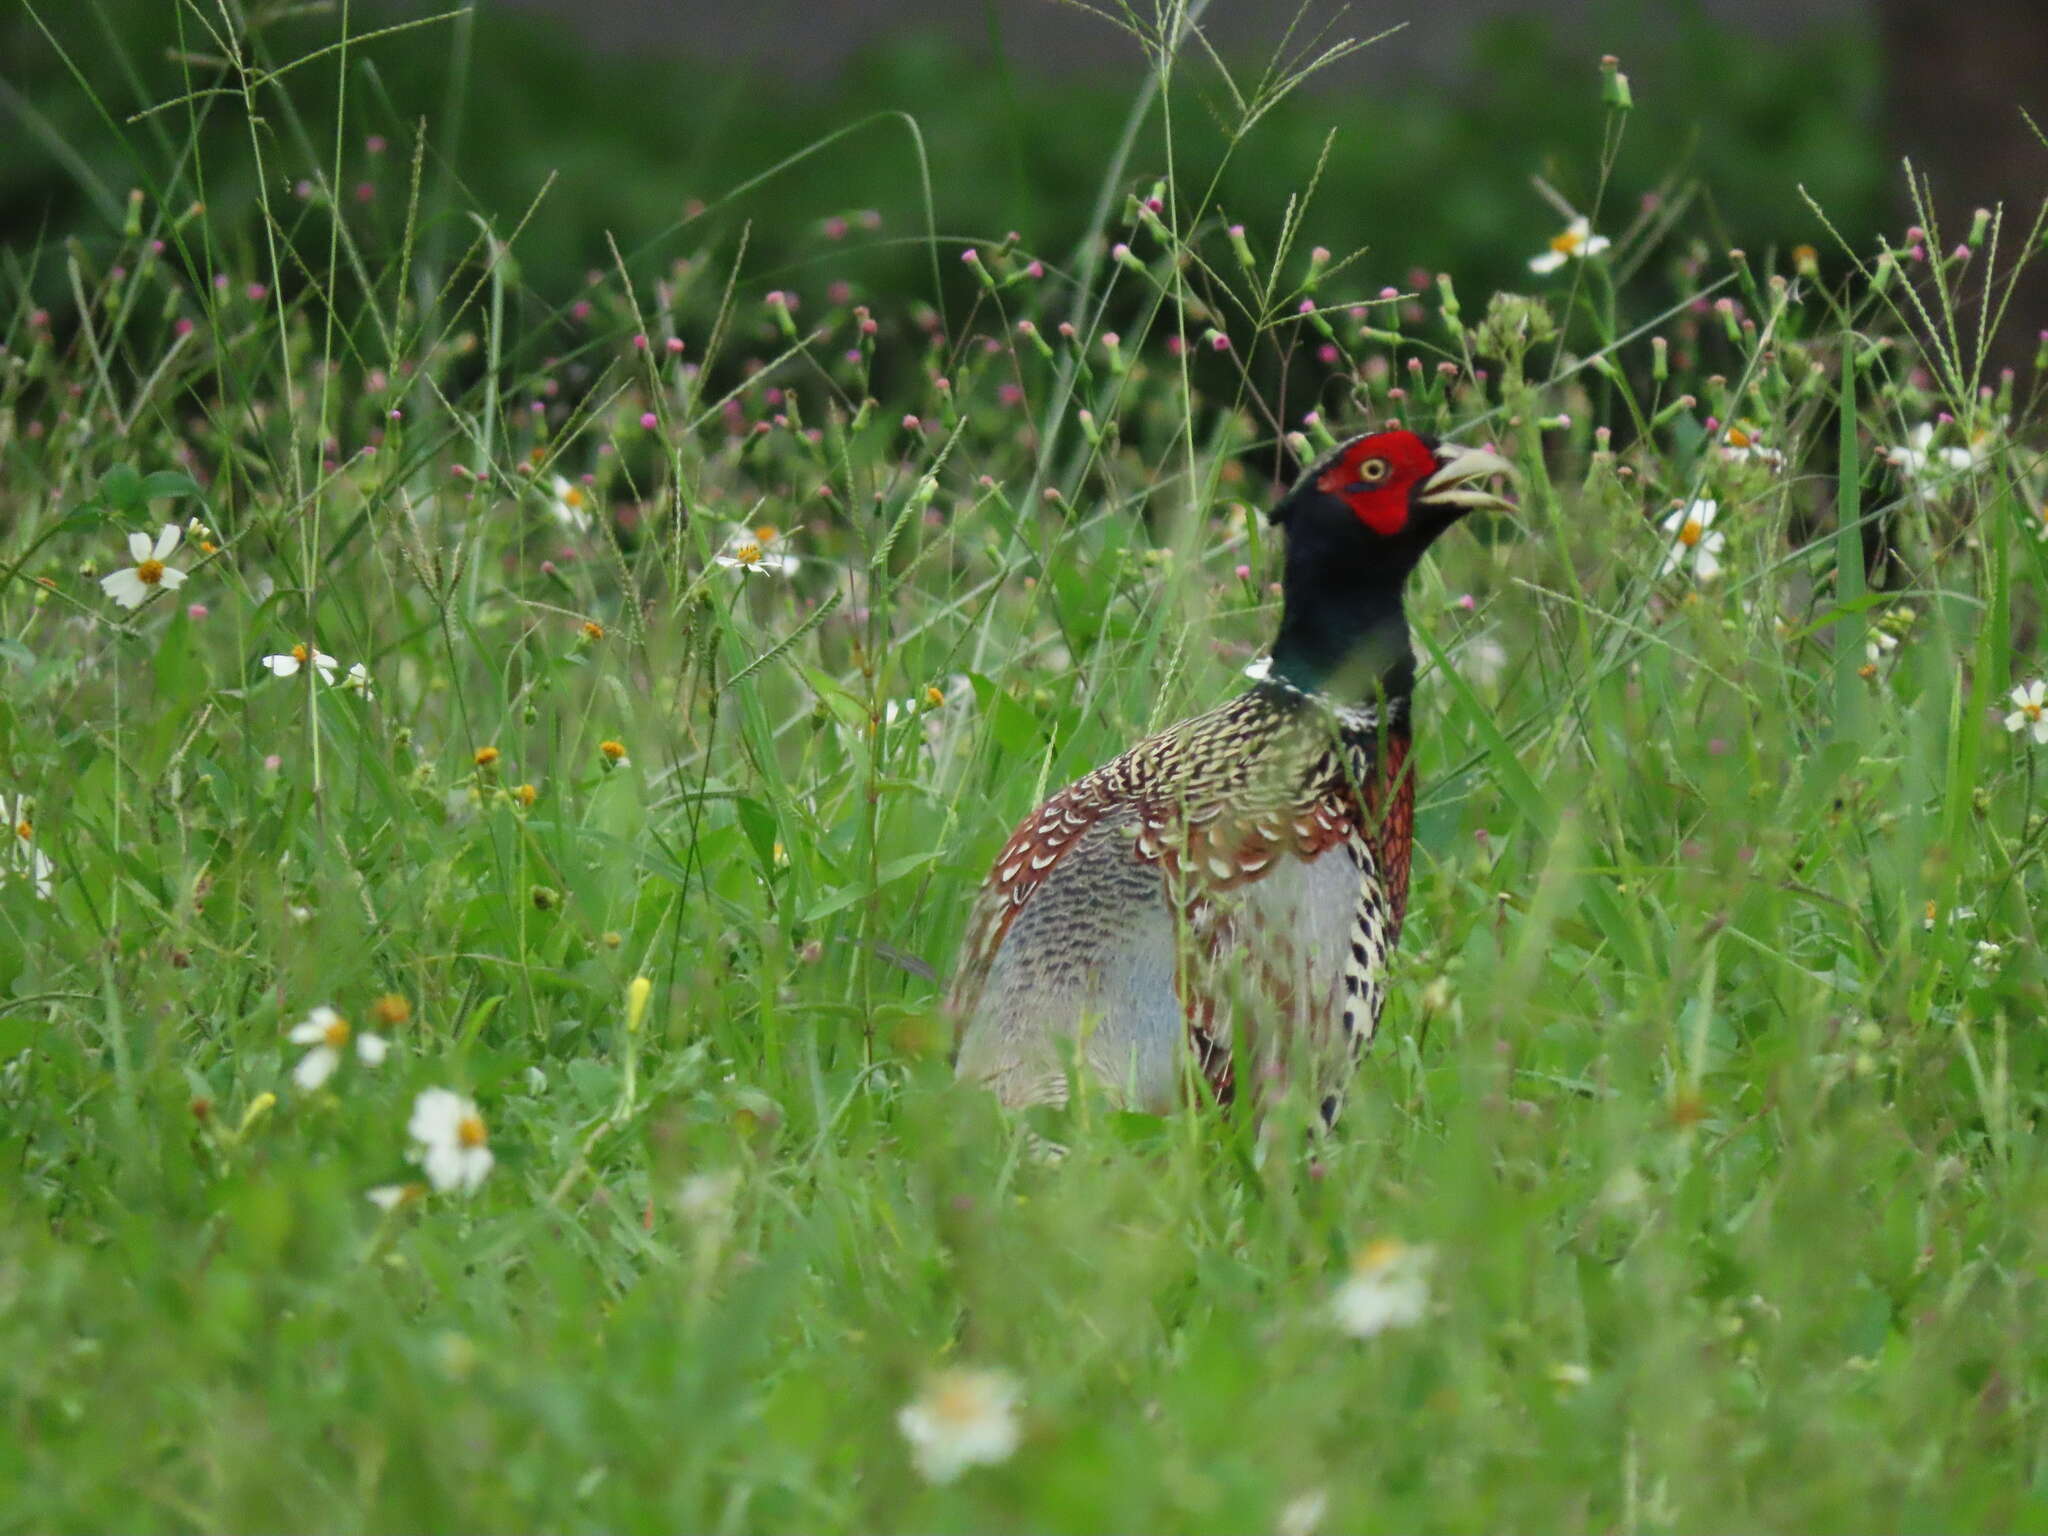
[407,1087,494,1194]
[547,475,594,532]
[366,1182,426,1211]
[1887,422,1977,480]
[287,1005,390,1090]
[1659,499,1726,582]
[1276,1489,1331,1536]
[1865,631,1899,668]
[1528,214,1611,274]
[99,524,189,610]
[340,662,374,698]
[2004,679,2048,744]
[261,644,340,684]
[2,795,55,899]
[1331,1238,1433,1339]
[1717,423,1785,470]
[1460,634,1509,689]
[714,523,800,577]
[882,675,972,727]
[897,1368,1023,1485]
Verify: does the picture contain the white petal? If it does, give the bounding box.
[262,655,303,678]
[1658,507,1688,537]
[2005,711,2027,734]
[367,1185,412,1210]
[356,1032,390,1066]
[287,1020,329,1044]
[157,566,188,592]
[1690,500,1718,527]
[1582,234,1612,256]
[456,1146,494,1192]
[421,1141,467,1191]
[101,570,149,609]
[293,1045,340,1090]
[127,530,154,563]
[152,524,183,561]
[2033,718,2048,746]
[408,1087,468,1146]
[1693,547,1723,581]
[1527,250,1566,275]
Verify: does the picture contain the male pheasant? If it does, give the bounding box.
[948,429,1514,1121]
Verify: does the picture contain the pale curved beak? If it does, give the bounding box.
[1420,442,1517,515]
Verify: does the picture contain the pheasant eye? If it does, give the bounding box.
[1357,458,1391,483]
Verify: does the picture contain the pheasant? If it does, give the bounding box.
[948,429,1514,1121]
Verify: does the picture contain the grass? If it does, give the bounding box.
[5,6,2048,1531]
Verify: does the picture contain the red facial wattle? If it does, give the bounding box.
[1314,430,1439,536]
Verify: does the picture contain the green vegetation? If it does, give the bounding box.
[5,5,2048,1531]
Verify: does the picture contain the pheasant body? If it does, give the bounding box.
[949,430,1512,1119]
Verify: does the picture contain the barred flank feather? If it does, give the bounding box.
[948,679,1414,1116]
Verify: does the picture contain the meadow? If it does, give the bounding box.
[5,6,2048,1531]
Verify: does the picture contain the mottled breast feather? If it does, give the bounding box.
[948,680,1416,1106]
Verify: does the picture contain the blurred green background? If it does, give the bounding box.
[2,0,1891,310]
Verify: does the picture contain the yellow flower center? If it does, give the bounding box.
[457,1113,488,1149]
[563,486,586,508]
[323,1016,351,1049]
[1678,520,1704,548]
[600,740,626,761]
[734,543,763,566]
[754,524,778,543]
[515,783,538,807]
[291,643,309,664]
[1925,900,1939,924]
[1724,427,1752,449]
[1550,228,1583,256]
[474,746,500,767]
[372,994,411,1027]
[14,819,30,840]
[1356,1238,1407,1273]
[2027,703,2042,722]
[582,621,605,641]
[136,559,166,586]
[924,685,946,707]
[929,1379,991,1427]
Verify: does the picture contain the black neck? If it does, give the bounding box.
[1267,557,1416,706]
